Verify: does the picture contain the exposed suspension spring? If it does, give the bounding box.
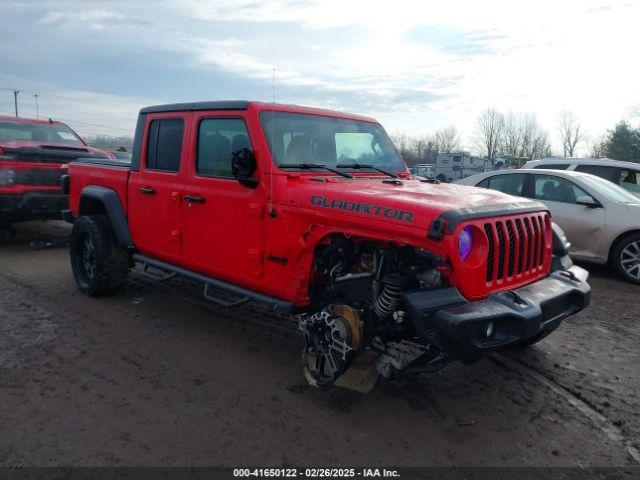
[374,274,407,319]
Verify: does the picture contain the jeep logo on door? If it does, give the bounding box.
[310,195,414,223]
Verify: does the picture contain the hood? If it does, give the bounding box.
[290,176,545,232]
[0,140,110,163]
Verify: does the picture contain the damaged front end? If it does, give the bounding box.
[298,223,591,387]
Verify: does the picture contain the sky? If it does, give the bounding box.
[1,0,639,153]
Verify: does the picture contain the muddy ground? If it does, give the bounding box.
[0,221,639,467]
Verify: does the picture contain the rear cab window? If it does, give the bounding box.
[146,118,184,172]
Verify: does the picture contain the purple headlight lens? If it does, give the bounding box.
[458,226,473,260]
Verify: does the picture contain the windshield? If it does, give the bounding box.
[579,174,640,204]
[259,111,405,173]
[0,121,84,145]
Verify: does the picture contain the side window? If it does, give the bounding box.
[535,164,569,170]
[146,118,184,172]
[197,118,252,178]
[574,164,616,182]
[476,178,490,188]
[619,169,640,194]
[487,174,526,197]
[533,175,591,204]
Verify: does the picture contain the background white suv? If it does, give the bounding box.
[522,158,640,196]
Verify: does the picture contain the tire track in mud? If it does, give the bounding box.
[492,354,640,465]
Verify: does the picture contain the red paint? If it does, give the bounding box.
[68,103,551,305]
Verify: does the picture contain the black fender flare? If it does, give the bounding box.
[79,186,133,246]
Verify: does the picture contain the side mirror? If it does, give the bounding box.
[231,148,259,189]
[576,195,599,208]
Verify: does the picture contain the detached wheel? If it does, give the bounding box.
[612,234,640,284]
[70,215,130,296]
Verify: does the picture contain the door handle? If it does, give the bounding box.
[184,194,206,204]
[139,187,156,195]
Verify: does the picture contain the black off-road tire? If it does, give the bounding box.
[70,215,130,296]
[612,233,640,285]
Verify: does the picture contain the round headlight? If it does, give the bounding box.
[458,226,473,260]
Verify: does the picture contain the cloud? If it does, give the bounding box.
[1,0,638,155]
[37,9,124,30]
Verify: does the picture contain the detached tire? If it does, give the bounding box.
[70,215,129,296]
[612,233,640,285]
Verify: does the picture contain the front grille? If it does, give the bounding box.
[14,169,64,187]
[484,213,550,285]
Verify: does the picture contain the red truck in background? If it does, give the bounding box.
[0,115,110,239]
[63,101,591,386]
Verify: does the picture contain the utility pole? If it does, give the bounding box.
[13,90,19,117]
[33,94,39,119]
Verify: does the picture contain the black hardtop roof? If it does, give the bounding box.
[139,101,250,114]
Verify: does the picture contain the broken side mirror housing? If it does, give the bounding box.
[232,148,259,189]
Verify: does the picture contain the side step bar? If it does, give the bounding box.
[132,254,295,313]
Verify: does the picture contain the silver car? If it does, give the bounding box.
[456,169,640,284]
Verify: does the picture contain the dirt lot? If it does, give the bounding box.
[1,221,639,467]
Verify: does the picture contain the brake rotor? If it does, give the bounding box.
[299,304,363,387]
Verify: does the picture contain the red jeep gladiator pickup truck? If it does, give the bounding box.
[64,101,590,386]
[0,115,109,238]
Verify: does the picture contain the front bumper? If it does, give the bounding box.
[0,192,68,223]
[404,264,590,358]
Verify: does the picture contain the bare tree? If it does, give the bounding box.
[390,133,412,162]
[502,112,524,157]
[390,133,438,166]
[520,114,551,159]
[474,108,504,166]
[433,126,461,154]
[558,111,584,157]
[587,134,607,158]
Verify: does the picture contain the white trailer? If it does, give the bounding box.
[435,153,493,182]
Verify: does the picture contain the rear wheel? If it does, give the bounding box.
[70,215,130,296]
[612,233,640,284]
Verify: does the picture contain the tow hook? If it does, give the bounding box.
[558,270,579,282]
[504,290,528,306]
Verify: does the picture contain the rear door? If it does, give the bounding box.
[127,113,190,263]
[181,111,265,280]
[530,173,605,260]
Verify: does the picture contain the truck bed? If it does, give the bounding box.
[68,158,131,216]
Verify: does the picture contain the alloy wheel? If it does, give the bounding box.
[620,240,640,280]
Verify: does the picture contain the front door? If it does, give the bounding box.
[181,112,265,281]
[127,113,190,263]
[531,174,606,261]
